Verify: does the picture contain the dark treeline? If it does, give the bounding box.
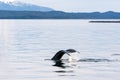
[0,10,120,19]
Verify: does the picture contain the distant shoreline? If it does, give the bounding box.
[0,10,120,19]
[89,21,120,23]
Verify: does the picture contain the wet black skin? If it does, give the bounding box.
[51,49,77,60]
[51,50,66,60]
[51,49,77,68]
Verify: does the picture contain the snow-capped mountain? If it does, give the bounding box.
[0,0,15,3]
[0,1,54,12]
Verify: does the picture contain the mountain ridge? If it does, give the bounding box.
[0,1,120,19]
[0,1,54,12]
[0,10,120,19]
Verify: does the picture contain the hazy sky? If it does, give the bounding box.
[1,0,120,12]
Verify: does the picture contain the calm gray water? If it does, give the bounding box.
[0,20,120,80]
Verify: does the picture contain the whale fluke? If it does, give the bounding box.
[51,50,66,60]
[51,49,79,61]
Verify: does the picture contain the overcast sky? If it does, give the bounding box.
[1,0,120,12]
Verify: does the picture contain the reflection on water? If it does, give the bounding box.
[53,60,66,68]
[0,20,120,80]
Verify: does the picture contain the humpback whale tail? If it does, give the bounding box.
[51,50,66,60]
[51,49,80,61]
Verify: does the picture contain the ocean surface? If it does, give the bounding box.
[0,20,120,80]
